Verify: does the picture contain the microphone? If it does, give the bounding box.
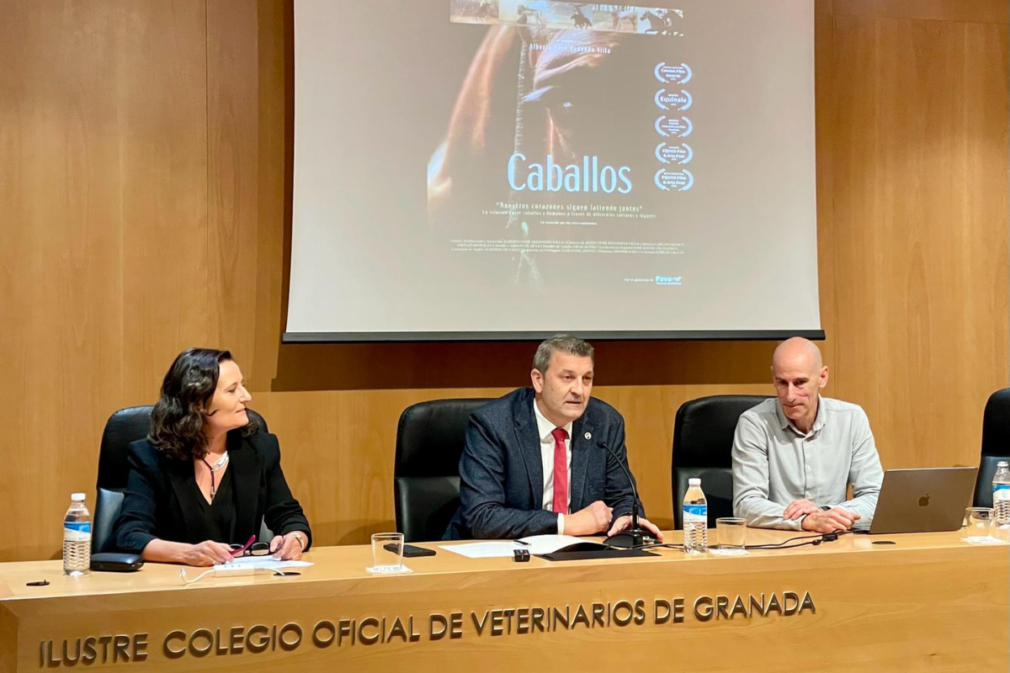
[600,441,651,549]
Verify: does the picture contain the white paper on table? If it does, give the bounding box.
[365,565,413,575]
[439,534,598,559]
[516,535,598,555]
[213,557,315,572]
[438,542,520,558]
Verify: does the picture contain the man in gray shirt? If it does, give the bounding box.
[732,337,884,532]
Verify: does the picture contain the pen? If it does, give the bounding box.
[230,534,257,556]
[514,539,531,546]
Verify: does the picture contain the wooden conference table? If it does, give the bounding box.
[0,529,1006,672]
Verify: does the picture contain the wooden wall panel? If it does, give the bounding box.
[0,0,209,561]
[119,0,212,399]
[250,0,291,382]
[828,0,1008,25]
[208,0,263,361]
[814,3,840,373]
[0,0,1005,561]
[827,15,1010,469]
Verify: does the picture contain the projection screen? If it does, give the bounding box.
[287,0,822,341]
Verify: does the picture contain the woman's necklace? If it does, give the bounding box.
[208,452,229,472]
[201,451,229,500]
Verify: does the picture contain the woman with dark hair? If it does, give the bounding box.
[113,348,311,566]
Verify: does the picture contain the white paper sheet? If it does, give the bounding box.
[365,565,413,574]
[516,535,597,555]
[213,557,315,571]
[439,535,599,558]
[438,542,520,559]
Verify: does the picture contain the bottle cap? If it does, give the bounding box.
[71,493,86,501]
[688,478,701,486]
[998,461,1009,468]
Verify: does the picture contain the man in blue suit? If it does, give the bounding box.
[446,335,663,540]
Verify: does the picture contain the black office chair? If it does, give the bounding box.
[973,388,1010,507]
[393,399,490,542]
[671,395,771,528]
[93,405,268,552]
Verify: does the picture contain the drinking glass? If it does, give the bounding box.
[962,507,995,542]
[370,533,404,573]
[715,517,747,555]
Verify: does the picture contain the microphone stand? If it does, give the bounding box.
[601,442,651,549]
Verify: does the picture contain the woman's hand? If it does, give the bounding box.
[269,532,306,560]
[181,540,234,566]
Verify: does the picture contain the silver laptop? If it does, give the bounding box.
[856,467,978,534]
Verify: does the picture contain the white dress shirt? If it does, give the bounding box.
[534,399,573,534]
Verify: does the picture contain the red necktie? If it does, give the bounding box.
[551,428,569,514]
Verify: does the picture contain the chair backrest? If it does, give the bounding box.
[671,395,771,527]
[974,388,1010,507]
[93,405,268,551]
[93,488,124,553]
[394,399,490,542]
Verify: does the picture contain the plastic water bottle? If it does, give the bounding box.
[683,478,708,554]
[63,493,92,575]
[993,461,1010,527]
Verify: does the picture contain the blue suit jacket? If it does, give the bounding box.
[446,388,645,540]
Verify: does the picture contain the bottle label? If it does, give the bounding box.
[994,484,1010,501]
[64,522,92,542]
[683,504,707,523]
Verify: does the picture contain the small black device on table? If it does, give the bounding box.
[386,543,436,558]
[90,552,145,572]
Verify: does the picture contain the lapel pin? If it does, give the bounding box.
[584,432,592,440]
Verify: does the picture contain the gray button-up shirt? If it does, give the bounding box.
[731,397,884,530]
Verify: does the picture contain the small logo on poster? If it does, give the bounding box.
[656,276,682,286]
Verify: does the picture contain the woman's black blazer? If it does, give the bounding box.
[113,431,311,554]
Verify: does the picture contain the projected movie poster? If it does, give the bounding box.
[289,0,818,335]
[428,2,692,290]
